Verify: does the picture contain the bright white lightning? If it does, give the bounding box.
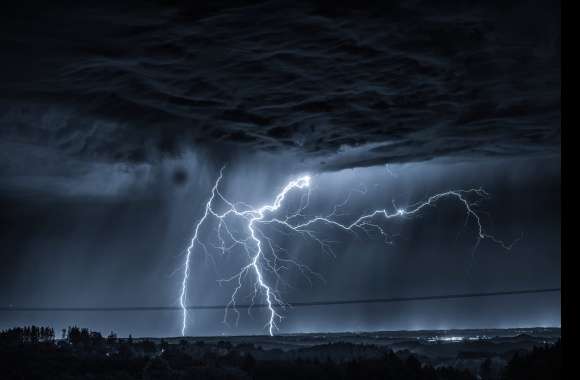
[179,168,514,336]
[179,168,225,336]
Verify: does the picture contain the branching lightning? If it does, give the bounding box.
[179,167,516,336]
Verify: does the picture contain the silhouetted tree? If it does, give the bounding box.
[502,340,561,380]
[107,331,118,345]
[0,326,54,345]
[68,326,81,345]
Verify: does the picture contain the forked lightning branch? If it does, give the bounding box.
[179,167,515,336]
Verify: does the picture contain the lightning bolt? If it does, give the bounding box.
[179,167,516,336]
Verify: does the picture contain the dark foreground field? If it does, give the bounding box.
[0,327,561,380]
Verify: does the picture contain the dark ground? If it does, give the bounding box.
[0,326,561,379]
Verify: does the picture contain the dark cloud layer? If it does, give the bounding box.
[1,0,560,172]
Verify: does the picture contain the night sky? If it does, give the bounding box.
[0,0,560,337]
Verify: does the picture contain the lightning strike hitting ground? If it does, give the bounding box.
[179,167,515,336]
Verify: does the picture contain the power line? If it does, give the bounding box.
[0,288,560,312]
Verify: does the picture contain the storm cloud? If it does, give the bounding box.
[1,0,560,178]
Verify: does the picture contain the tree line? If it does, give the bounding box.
[0,326,55,344]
